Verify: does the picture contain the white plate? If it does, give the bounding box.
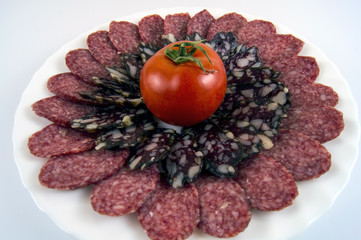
[12,8,360,240]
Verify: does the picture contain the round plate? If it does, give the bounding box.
[13,8,360,240]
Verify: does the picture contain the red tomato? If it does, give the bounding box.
[140,41,227,126]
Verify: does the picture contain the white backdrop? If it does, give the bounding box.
[1,0,360,239]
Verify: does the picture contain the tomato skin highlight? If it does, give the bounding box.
[140,41,227,127]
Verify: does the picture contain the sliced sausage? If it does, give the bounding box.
[109,21,141,54]
[87,30,123,68]
[195,175,251,238]
[138,14,165,47]
[164,13,191,41]
[236,154,298,211]
[28,124,95,158]
[39,149,129,190]
[47,72,99,104]
[280,106,344,143]
[186,9,215,38]
[91,166,159,216]
[31,96,98,127]
[65,48,111,84]
[207,12,247,40]
[262,129,331,181]
[137,181,199,240]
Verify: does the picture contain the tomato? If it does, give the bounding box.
[140,41,227,127]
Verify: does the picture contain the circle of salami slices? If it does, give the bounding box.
[27,9,344,240]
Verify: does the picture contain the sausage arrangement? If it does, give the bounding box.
[27,9,344,240]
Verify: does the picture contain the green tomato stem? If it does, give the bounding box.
[164,41,215,74]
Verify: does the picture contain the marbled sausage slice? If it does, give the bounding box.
[269,56,320,86]
[137,181,199,240]
[280,106,344,143]
[236,154,298,211]
[65,48,111,84]
[195,175,251,238]
[248,34,304,64]
[138,14,165,47]
[39,149,129,190]
[207,12,247,40]
[236,19,276,45]
[109,21,141,54]
[28,124,95,158]
[186,9,215,38]
[31,96,98,127]
[91,166,159,216]
[47,72,99,104]
[164,13,191,41]
[262,129,331,181]
[288,82,339,107]
[87,30,123,68]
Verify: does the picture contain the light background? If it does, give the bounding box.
[1,0,360,239]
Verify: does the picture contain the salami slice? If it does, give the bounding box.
[236,20,276,45]
[91,166,159,216]
[28,124,95,158]
[31,96,98,127]
[186,9,215,38]
[138,14,165,47]
[267,56,319,88]
[47,72,99,104]
[87,30,123,68]
[236,154,298,211]
[109,21,141,54]
[195,175,251,238]
[164,13,191,41]
[39,149,129,190]
[248,34,304,64]
[206,12,247,40]
[262,129,331,181]
[288,82,339,107]
[280,106,344,143]
[137,181,199,240]
[65,48,111,85]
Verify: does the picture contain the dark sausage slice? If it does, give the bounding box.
[186,9,215,38]
[138,14,165,47]
[65,48,111,84]
[109,21,141,54]
[280,106,344,143]
[207,12,247,40]
[47,72,99,104]
[28,124,95,158]
[262,129,331,181]
[195,175,251,238]
[91,166,159,216]
[87,30,123,68]
[236,154,298,211]
[31,96,98,127]
[137,181,199,240]
[39,149,129,190]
